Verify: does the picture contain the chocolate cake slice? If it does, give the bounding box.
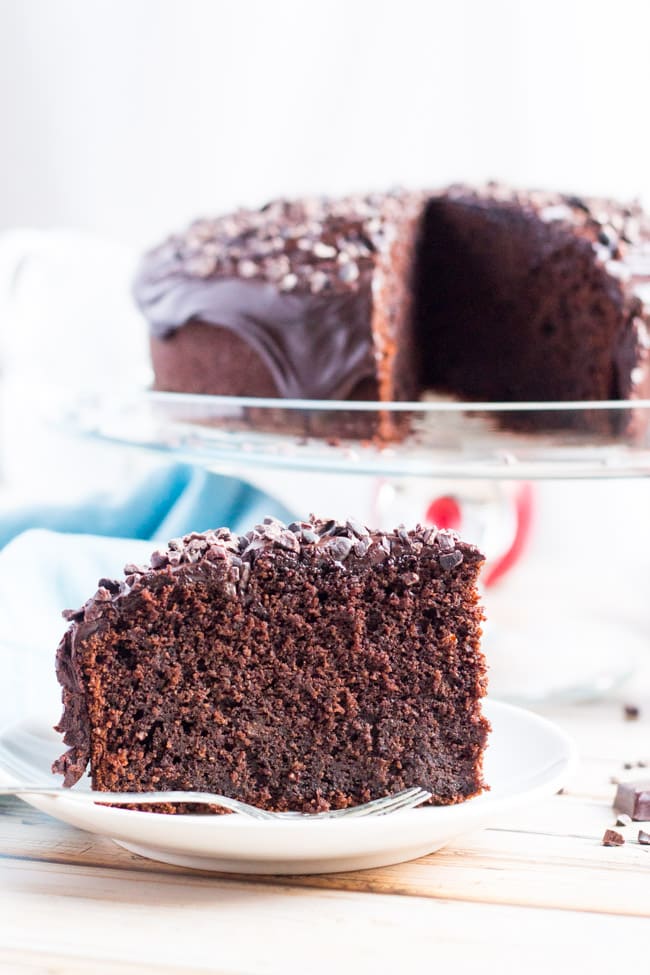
[53,517,489,812]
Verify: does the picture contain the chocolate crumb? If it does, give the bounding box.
[615,813,632,827]
[638,830,650,846]
[602,829,625,847]
[623,704,640,721]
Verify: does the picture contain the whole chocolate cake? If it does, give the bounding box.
[53,517,489,812]
[134,184,650,434]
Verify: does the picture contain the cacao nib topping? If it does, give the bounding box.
[322,536,354,562]
[437,531,458,552]
[97,578,121,595]
[58,517,482,630]
[150,550,169,569]
[439,550,464,571]
[133,190,427,400]
[148,193,413,297]
[352,537,371,558]
[346,518,370,539]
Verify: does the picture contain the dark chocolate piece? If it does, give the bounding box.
[52,517,488,813]
[602,829,625,847]
[613,781,650,821]
[638,830,650,845]
[623,704,641,721]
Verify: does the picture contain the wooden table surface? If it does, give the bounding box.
[1,692,649,975]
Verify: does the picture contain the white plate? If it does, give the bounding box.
[0,700,576,875]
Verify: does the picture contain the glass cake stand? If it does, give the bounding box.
[60,390,650,705]
[64,390,650,480]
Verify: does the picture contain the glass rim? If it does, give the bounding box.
[144,390,650,414]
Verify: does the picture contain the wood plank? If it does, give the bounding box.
[1,859,648,975]
[1,790,649,916]
[0,949,207,975]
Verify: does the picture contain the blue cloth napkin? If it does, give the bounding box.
[0,463,293,727]
[0,462,292,549]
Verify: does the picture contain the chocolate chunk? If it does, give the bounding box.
[437,531,456,552]
[123,562,144,575]
[367,541,389,564]
[345,518,369,539]
[323,536,354,562]
[150,550,169,569]
[613,781,650,820]
[623,704,640,721]
[276,531,301,554]
[97,578,121,595]
[352,537,371,558]
[566,195,590,213]
[638,830,650,845]
[615,813,632,827]
[439,550,464,571]
[602,829,625,847]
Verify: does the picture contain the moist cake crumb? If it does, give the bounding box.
[53,516,489,813]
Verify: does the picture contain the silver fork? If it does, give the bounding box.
[0,785,432,821]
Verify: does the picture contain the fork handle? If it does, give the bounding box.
[0,785,269,816]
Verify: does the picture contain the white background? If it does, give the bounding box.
[1,0,650,248]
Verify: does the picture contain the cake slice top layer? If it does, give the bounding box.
[62,516,483,622]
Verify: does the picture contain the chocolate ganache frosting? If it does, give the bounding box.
[134,194,416,400]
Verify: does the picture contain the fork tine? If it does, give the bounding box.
[308,787,426,820]
[348,787,431,818]
[376,788,432,815]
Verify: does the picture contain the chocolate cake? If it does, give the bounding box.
[134,184,650,435]
[53,517,489,812]
[136,193,422,405]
